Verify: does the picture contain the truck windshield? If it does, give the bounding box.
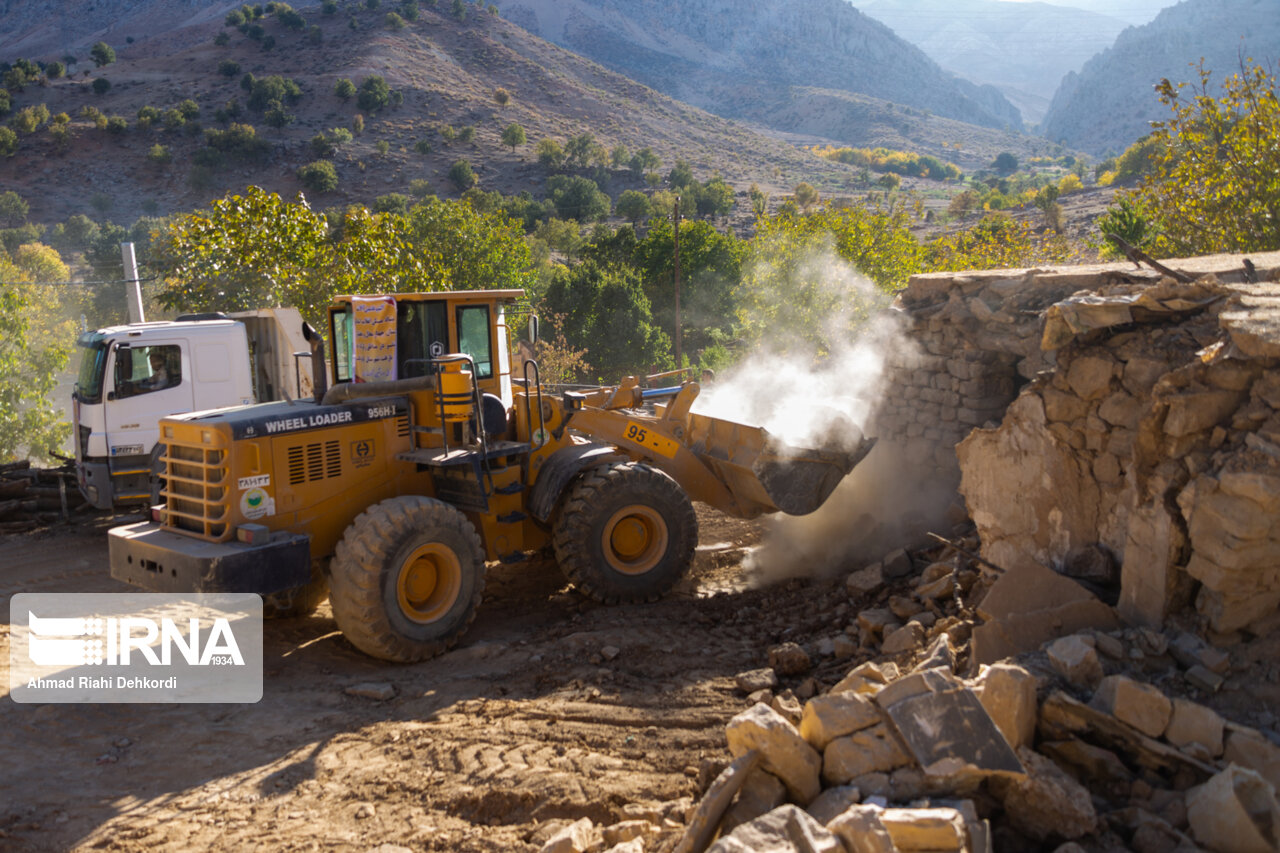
[74,332,109,403]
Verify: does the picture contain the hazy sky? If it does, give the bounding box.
[993,0,1180,25]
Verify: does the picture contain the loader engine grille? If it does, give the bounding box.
[161,443,229,541]
[287,440,343,485]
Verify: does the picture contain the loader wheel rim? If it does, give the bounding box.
[602,505,667,575]
[396,543,463,623]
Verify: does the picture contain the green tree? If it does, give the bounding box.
[0,246,71,461]
[695,176,735,219]
[247,75,302,111]
[748,183,768,220]
[45,61,65,79]
[405,196,535,292]
[667,160,694,191]
[448,159,477,190]
[0,89,10,116]
[501,122,526,153]
[0,191,28,226]
[541,261,671,381]
[219,60,241,77]
[1126,59,1280,255]
[615,190,651,223]
[147,143,172,164]
[298,161,338,192]
[793,182,819,211]
[334,78,356,101]
[357,76,390,112]
[90,42,116,67]
[629,147,659,178]
[386,11,406,28]
[374,193,408,214]
[92,77,111,95]
[565,132,604,170]
[992,152,1018,174]
[547,175,610,222]
[536,137,566,170]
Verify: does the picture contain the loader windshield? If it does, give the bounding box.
[74,332,108,403]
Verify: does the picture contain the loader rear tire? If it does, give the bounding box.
[329,496,485,662]
[553,462,697,604]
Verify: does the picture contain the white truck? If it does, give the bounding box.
[72,308,321,510]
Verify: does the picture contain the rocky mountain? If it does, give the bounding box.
[1040,0,1280,156]
[853,0,1129,126]
[0,0,231,57]
[492,0,1025,140]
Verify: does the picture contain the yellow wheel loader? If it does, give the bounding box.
[109,290,873,661]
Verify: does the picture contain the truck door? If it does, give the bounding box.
[103,341,196,462]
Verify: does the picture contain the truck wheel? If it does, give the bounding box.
[553,462,698,604]
[329,496,485,662]
[263,560,330,619]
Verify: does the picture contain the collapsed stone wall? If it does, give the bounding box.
[867,250,1280,638]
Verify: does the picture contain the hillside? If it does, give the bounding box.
[853,0,1128,126]
[492,0,1025,137]
[1040,0,1280,156]
[0,0,1070,229]
[0,2,875,226]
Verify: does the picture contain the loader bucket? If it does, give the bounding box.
[686,412,875,518]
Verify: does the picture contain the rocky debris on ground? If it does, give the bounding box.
[343,682,397,701]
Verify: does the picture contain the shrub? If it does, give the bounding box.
[374,193,408,214]
[92,77,111,95]
[90,42,115,67]
[375,139,389,155]
[356,76,390,112]
[409,178,431,197]
[493,87,510,107]
[147,143,172,164]
[448,158,476,190]
[386,11,406,28]
[298,160,338,192]
[214,31,231,46]
[218,60,241,77]
[106,116,128,134]
[0,127,17,157]
[334,78,355,101]
[247,75,301,111]
[414,138,432,155]
[178,99,200,119]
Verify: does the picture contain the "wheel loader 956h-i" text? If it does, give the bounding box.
[109,289,873,661]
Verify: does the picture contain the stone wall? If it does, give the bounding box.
[868,250,1280,636]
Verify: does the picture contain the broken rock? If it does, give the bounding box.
[846,563,885,597]
[1090,675,1173,739]
[726,704,822,804]
[830,662,894,696]
[768,643,812,677]
[1047,634,1104,689]
[822,724,912,786]
[1186,765,1280,853]
[799,692,881,751]
[879,808,969,851]
[541,817,596,853]
[828,805,896,853]
[805,786,861,826]
[997,747,1097,841]
[707,804,843,853]
[1164,698,1225,757]
[972,662,1038,750]
[1223,727,1280,790]
[736,668,779,694]
[881,622,926,654]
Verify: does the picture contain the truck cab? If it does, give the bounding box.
[73,308,316,510]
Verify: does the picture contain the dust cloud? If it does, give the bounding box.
[691,248,949,586]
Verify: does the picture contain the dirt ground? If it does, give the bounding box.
[0,507,856,853]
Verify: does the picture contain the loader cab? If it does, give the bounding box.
[328,290,524,407]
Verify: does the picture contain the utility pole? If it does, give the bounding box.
[673,196,682,371]
[121,242,144,324]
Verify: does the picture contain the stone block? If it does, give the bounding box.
[602,820,653,847]
[973,663,1038,749]
[1090,675,1173,738]
[800,692,881,751]
[768,642,812,676]
[1098,390,1145,429]
[707,804,844,853]
[822,724,912,786]
[827,805,896,853]
[1066,353,1115,401]
[736,668,779,693]
[857,608,897,637]
[1224,728,1280,791]
[726,703,822,804]
[997,747,1097,841]
[718,768,787,837]
[875,668,1024,780]
[1164,699,1224,757]
[1043,388,1088,423]
[879,808,968,851]
[805,785,862,827]
[1164,389,1245,437]
[1047,634,1104,689]
[883,548,914,579]
[830,662,894,696]
[541,817,595,853]
[1186,765,1280,853]
[1186,664,1225,693]
[846,563,884,597]
[881,622,926,654]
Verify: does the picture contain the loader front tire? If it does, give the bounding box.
[329,496,485,662]
[553,462,697,604]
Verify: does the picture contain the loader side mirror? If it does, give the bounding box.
[528,314,539,344]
